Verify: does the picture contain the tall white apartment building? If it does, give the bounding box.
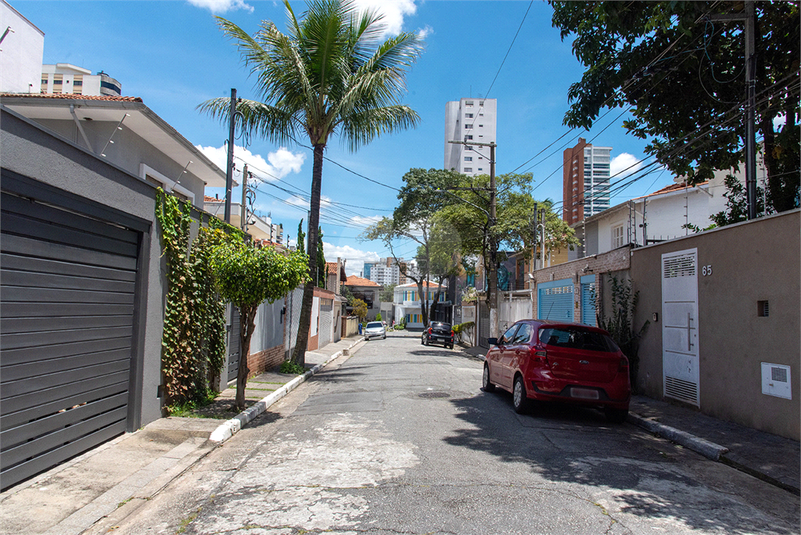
[40,64,122,96]
[562,138,612,225]
[444,98,497,177]
[363,257,413,286]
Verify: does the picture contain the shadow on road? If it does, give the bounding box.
[442,390,794,535]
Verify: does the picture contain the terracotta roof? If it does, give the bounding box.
[204,195,222,203]
[326,262,339,275]
[344,275,380,287]
[0,93,142,102]
[640,181,710,199]
[396,280,447,289]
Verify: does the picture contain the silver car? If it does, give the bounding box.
[364,321,386,340]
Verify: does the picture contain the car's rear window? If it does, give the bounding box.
[431,322,451,329]
[366,322,383,328]
[539,327,619,352]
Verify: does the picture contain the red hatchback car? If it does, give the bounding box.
[483,320,630,423]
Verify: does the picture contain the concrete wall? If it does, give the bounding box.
[1,107,164,427]
[342,316,360,338]
[34,118,205,205]
[632,210,800,440]
[284,287,303,357]
[246,298,285,374]
[0,1,44,94]
[498,292,533,332]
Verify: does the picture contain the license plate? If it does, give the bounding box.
[570,387,599,400]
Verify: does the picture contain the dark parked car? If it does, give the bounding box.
[421,321,454,349]
[483,320,630,423]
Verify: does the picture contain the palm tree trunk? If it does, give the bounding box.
[292,144,324,367]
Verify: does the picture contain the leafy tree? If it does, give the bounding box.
[414,214,463,321]
[341,283,355,304]
[710,173,766,226]
[296,219,306,255]
[379,284,396,302]
[438,173,578,325]
[550,1,799,213]
[361,168,460,327]
[351,298,368,321]
[211,242,309,410]
[200,0,423,367]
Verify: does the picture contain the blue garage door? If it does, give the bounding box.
[537,279,573,321]
[580,275,597,326]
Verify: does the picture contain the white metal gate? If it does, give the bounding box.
[661,248,700,406]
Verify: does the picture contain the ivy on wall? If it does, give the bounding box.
[155,190,242,410]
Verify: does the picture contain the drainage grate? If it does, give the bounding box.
[418,392,450,399]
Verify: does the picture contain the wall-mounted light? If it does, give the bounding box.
[100,113,130,157]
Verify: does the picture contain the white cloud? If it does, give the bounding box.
[417,25,433,40]
[323,242,380,276]
[286,195,309,209]
[352,0,417,37]
[186,0,254,14]
[196,145,306,183]
[348,215,383,228]
[610,153,643,179]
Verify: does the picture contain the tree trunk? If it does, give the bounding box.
[292,144,324,367]
[235,305,257,411]
[416,279,428,328]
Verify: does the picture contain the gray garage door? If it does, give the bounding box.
[1,186,140,490]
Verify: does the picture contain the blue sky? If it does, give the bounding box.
[17,0,666,275]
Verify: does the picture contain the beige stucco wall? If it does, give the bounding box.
[632,209,800,440]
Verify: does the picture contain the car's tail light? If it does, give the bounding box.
[428,328,433,334]
[533,349,548,364]
[450,330,455,338]
[619,356,629,372]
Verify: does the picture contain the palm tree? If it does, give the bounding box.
[200,0,422,367]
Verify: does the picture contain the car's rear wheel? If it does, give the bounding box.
[512,375,529,414]
[424,336,429,346]
[605,408,628,424]
[482,364,495,392]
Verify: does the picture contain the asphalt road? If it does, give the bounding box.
[102,330,800,535]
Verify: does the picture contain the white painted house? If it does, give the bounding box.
[571,173,736,259]
[394,281,448,329]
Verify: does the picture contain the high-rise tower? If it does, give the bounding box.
[444,98,497,177]
[563,138,612,224]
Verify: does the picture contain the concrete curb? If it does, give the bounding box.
[628,412,729,461]
[210,338,364,444]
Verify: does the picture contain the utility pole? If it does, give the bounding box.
[224,88,237,224]
[447,139,498,338]
[240,163,249,232]
[707,1,757,219]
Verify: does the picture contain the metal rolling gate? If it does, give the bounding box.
[537,278,574,322]
[0,173,146,490]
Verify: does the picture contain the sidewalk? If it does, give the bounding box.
[462,342,800,496]
[628,394,800,495]
[0,336,365,535]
